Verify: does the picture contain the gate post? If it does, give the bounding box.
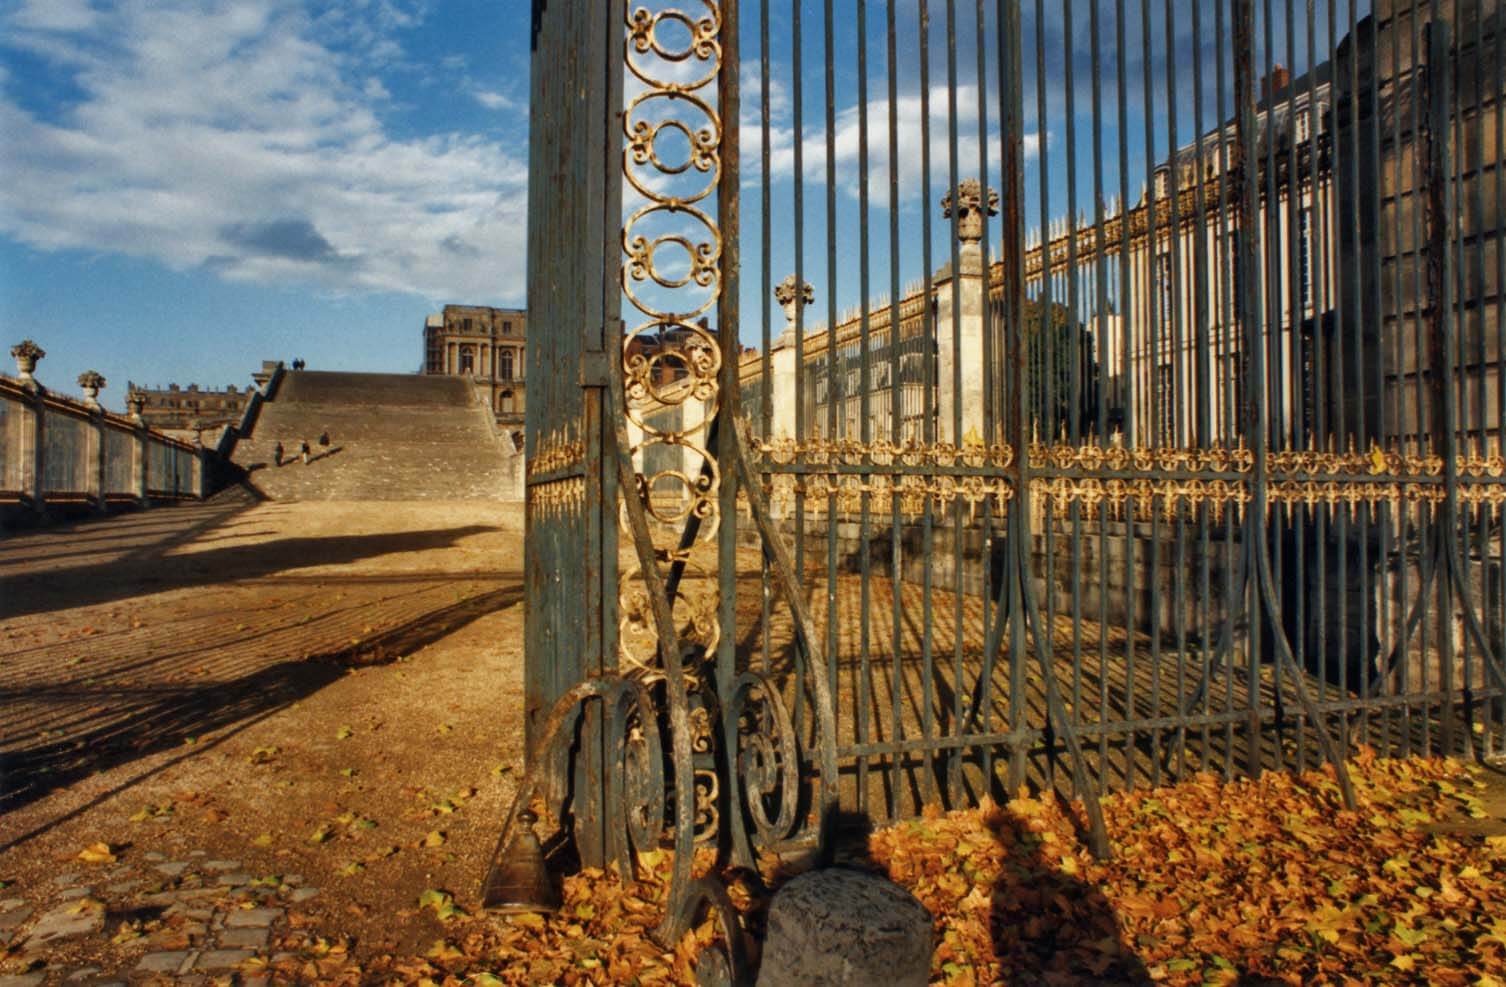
[522,0,625,866]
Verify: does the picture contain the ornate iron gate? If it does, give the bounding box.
[501,0,1506,978]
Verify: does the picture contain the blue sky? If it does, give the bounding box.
[0,0,533,407]
[0,0,1353,410]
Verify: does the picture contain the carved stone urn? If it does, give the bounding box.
[773,274,814,347]
[11,339,44,384]
[77,370,106,409]
[942,179,1000,275]
[126,389,146,423]
[940,178,1000,242]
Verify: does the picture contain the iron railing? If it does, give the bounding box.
[509,1,1506,979]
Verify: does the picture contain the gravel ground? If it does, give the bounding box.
[0,499,528,984]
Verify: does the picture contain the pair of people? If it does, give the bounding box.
[272,432,327,466]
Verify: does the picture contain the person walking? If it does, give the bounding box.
[299,440,311,465]
[273,441,284,466]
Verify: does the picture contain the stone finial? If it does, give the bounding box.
[774,274,814,317]
[773,275,814,347]
[11,339,44,384]
[126,388,146,422]
[77,370,106,402]
[941,179,1000,243]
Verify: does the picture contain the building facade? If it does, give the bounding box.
[739,1,1501,463]
[422,304,527,431]
[127,382,251,433]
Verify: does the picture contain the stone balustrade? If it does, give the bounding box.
[1,340,207,518]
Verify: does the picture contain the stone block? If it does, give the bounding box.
[220,926,270,949]
[135,951,190,974]
[193,949,254,971]
[224,907,281,929]
[0,905,31,932]
[0,974,45,987]
[756,869,932,987]
[24,900,104,946]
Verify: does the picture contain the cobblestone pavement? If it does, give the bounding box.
[0,849,313,987]
[0,498,527,984]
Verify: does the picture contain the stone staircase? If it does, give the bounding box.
[231,371,521,501]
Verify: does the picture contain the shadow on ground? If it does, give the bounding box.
[979,805,1150,985]
[0,522,498,617]
[0,583,522,829]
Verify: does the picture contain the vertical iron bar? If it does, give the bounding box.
[1062,0,1088,797]
[822,0,841,790]
[1165,0,1189,781]
[1431,17,1459,756]
[887,0,906,821]
[857,0,875,814]
[1191,0,1214,773]
[759,0,774,680]
[975,0,998,795]
[1090,0,1112,794]
[1495,0,1506,756]
[791,0,809,747]
[715,0,750,870]
[1115,0,1136,788]
[1281,0,1303,766]
[1001,0,1030,796]
[919,0,939,802]
[946,0,965,801]
[1235,0,1265,780]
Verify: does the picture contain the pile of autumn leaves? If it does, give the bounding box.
[280,751,1506,985]
[873,751,1506,985]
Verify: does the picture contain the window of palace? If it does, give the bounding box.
[500,349,514,380]
[460,347,475,374]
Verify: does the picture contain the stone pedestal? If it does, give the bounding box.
[769,341,798,443]
[756,869,932,987]
[935,267,986,444]
[935,181,997,444]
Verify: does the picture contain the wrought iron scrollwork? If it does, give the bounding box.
[729,671,801,845]
[618,0,724,684]
[485,677,664,897]
[495,5,833,980]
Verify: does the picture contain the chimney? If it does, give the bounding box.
[1262,63,1291,102]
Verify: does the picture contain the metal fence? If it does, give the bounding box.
[732,0,1506,829]
[512,0,1506,975]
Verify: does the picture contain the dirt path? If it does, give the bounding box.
[0,499,528,984]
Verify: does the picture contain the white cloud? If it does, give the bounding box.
[0,0,529,303]
[742,83,1043,197]
[11,0,98,32]
[472,88,514,112]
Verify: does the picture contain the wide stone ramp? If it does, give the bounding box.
[232,370,519,501]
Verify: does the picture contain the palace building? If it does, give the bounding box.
[127,381,250,433]
[422,304,527,432]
